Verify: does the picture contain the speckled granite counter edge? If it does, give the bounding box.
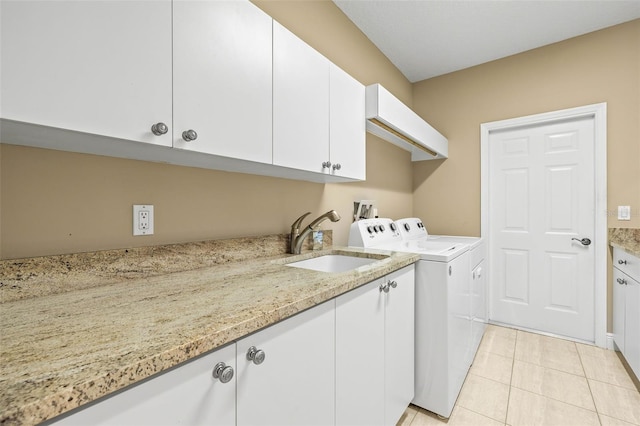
[609,228,640,257]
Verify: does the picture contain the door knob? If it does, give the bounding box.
[571,237,591,246]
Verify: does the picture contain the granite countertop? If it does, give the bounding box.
[0,237,419,425]
[609,228,640,257]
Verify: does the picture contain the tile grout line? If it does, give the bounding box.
[504,330,518,426]
[576,341,604,425]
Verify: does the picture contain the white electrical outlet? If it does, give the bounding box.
[618,205,631,221]
[133,205,154,235]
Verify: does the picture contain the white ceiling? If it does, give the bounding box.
[333,0,640,82]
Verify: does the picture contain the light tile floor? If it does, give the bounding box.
[398,325,640,426]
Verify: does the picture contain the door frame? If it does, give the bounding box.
[480,103,607,347]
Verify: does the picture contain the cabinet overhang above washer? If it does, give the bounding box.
[365,84,448,161]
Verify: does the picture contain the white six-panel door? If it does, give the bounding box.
[488,116,596,342]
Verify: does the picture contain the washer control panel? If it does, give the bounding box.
[395,217,429,241]
[348,218,402,248]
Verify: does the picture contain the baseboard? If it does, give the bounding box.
[606,332,616,351]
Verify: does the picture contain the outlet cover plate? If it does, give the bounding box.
[618,206,631,221]
[133,205,154,236]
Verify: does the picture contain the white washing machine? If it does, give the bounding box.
[349,218,486,419]
[394,218,486,418]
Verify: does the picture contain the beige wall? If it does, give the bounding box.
[412,19,640,235]
[0,1,413,260]
[412,19,640,332]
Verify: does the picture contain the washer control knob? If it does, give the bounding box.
[367,226,374,234]
[404,223,410,231]
[390,223,397,232]
[380,224,385,232]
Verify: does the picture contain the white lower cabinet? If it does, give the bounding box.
[336,266,415,426]
[51,343,237,425]
[613,247,640,379]
[49,266,415,425]
[236,300,335,426]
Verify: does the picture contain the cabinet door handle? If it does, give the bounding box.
[151,122,168,136]
[246,346,266,365]
[379,282,390,293]
[617,277,628,285]
[618,259,628,265]
[332,163,341,171]
[389,280,397,289]
[182,129,198,141]
[212,362,234,383]
[322,161,332,169]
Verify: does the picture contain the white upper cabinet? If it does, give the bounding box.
[273,22,366,180]
[329,64,366,180]
[0,0,173,147]
[273,21,330,174]
[173,1,272,164]
[1,1,365,183]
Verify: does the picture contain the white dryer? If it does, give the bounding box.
[349,218,484,418]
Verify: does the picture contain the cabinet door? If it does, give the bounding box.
[626,277,640,377]
[613,268,627,353]
[329,64,366,180]
[51,343,236,426]
[470,260,487,355]
[173,0,272,163]
[336,279,385,426]
[236,300,335,426]
[0,1,172,147]
[384,266,415,426]
[273,21,330,174]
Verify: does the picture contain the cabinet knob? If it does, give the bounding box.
[212,362,234,383]
[379,282,390,293]
[332,163,341,171]
[618,259,628,265]
[246,346,266,365]
[182,129,198,141]
[389,280,397,289]
[617,277,628,285]
[322,161,332,169]
[151,122,168,136]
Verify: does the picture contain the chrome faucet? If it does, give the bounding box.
[289,210,341,254]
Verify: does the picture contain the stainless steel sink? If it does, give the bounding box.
[285,254,380,273]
